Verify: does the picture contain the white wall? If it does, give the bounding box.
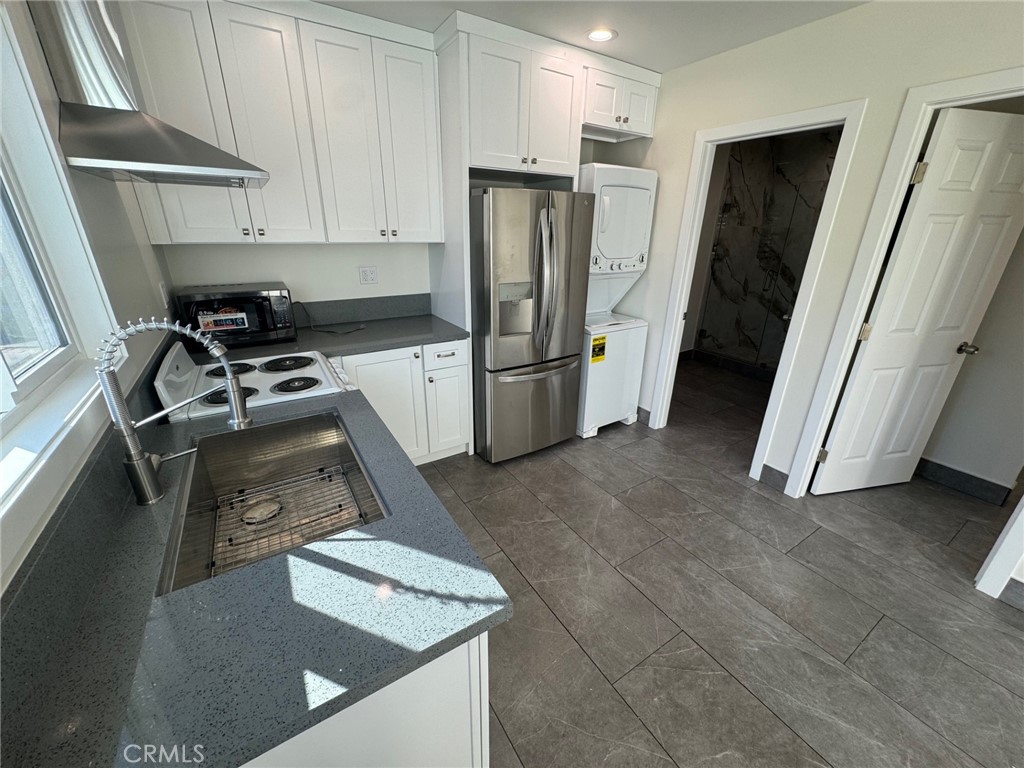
[597,0,1024,475]
[923,233,1024,489]
[163,243,431,303]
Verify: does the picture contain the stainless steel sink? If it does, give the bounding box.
[158,413,386,594]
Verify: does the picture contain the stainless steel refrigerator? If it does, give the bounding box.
[470,188,595,463]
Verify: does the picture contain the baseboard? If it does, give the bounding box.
[637,407,651,426]
[759,464,789,492]
[916,458,1011,506]
[677,349,695,362]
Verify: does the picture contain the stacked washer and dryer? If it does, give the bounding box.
[577,163,658,438]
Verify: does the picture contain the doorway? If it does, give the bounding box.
[693,127,842,377]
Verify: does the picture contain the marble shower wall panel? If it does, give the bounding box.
[698,127,841,371]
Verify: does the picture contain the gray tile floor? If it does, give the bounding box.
[420,359,1024,768]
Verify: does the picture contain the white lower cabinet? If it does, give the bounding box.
[342,340,470,464]
[341,346,429,460]
[243,633,489,768]
[425,365,471,454]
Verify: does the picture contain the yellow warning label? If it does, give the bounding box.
[591,335,606,363]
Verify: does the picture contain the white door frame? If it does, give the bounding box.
[787,67,1024,497]
[975,496,1023,598]
[649,100,867,486]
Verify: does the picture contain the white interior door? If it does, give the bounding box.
[812,108,1024,494]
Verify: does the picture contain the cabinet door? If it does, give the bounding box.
[582,68,622,130]
[299,22,388,243]
[528,53,583,175]
[621,79,658,136]
[120,1,253,244]
[424,366,470,453]
[468,37,531,172]
[341,347,429,460]
[372,40,443,243]
[211,4,325,243]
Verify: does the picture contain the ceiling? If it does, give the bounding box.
[322,1,863,73]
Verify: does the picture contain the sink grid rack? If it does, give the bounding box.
[211,462,378,576]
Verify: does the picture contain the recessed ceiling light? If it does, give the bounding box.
[587,28,618,43]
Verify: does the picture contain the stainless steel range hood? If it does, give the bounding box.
[30,1,268,188]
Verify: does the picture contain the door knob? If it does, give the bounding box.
[956,342,980,355]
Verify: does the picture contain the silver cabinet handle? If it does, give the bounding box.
[257,228,265,236]
[436,351,456,358]
[391,229,397,237]
[498,358,578,383]
[530,158,537,164]
[957,342,980,355]
[521,157,528,164]
[380,229,387,237]
[615,115,622,123]
[428,376,434,383]
[242,228,250,236]
[413,352,420,358]
[623,116,630,124]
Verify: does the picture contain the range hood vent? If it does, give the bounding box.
[30,1,268,188]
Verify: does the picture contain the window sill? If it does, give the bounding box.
[0,357,114,590]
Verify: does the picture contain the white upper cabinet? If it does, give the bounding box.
[298,24,442,244]
[468,37,582,174]
[299,22,388,242]
[372,39,444,242]
[211,4,326,243]
[582,68,658,140]
[468,37,532,172]
[120,1,253,244]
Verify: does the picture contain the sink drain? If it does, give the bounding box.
[239,494,283,525]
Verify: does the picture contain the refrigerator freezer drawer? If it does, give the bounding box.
[479,356,581,463]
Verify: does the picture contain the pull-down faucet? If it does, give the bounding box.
[97,318,252,505]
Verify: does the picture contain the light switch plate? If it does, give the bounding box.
[359,266,378,285]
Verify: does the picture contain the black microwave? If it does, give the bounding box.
[175,282,296,349]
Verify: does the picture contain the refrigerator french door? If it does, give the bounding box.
[470,188,594,462]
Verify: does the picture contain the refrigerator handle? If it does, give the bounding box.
[535,207,552,348]
[497,358,579,383]
[546,209,558,348]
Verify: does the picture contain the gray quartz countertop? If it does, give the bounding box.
[30,391,509,768]
[200,314,469,363]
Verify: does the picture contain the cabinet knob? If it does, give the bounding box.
[380,229,387,237]
[428,376,434,383]
[413,352,420,359]
[622,116,630,124]
[242,228,251,236]
[615,115,622,123]
[521,157,528,164]
[391,229,397,237]
[257,228,265,236]
[530,157,537,164]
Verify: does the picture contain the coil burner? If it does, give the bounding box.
[202,386,258,406]
[259,356,315,373]
[271,376,321,394]
[205,362,257,378]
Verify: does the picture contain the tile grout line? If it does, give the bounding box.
[841,613,884,665]
[784,525,822,555]
[488,704,529,768]
[490,539,683,768]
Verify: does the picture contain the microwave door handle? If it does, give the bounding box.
[497,358,579,383]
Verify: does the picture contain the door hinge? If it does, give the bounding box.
[817,448,829,463]
[858,322,873,341]
[682,312,688,321]
[910,161,928,184]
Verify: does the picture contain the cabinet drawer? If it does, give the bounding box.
[423,339,469,371]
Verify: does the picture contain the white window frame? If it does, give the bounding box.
[1,2,124,590]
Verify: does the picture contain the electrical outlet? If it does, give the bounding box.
[158,281,170,308]
[358,266,378,285]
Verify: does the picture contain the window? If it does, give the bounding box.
[0,182,69,383]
